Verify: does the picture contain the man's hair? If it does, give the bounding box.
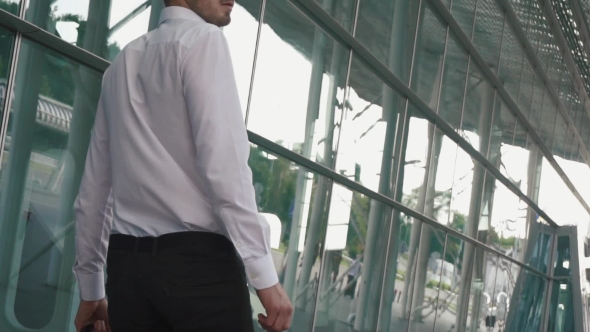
[163,0,171,5]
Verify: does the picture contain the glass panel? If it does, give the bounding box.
[552,112,567,158]
[461,61,495,153]
[465,250,498,332]
[494,259,520,329]
[250,145,327,331]
[355,0,419,82]
[528,74,544,132]
[498,24,524,101]
[314,0,356,31]
[554,235,572,277]
[439,32,468,131]
[375,211,414,332]
[0,27,14,119]
[490,180,527,263]
[432,235,476,332]
[431,128,457,226]
[318,183,392,331]
[449,147,474,236]
[504,271,547,331]
[547,280,575,332]
[472,0,504,70]
[407,224,447,332]
[518,62,534,116]
[224,0,263,115]
[106,0,151,60]
[489,97,515,165]
[338,56,404,193]
[25,0,151,59]
[0,38,103,330]
[451,0,477,39]
[539,99,557,149]
[400,107,431,212]
[410,2,445,107]
[247,0,348,170]
[0,0,18,15]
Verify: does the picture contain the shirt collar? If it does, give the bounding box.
[158,6,205,26]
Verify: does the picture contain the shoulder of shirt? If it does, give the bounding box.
[178,21,226,50]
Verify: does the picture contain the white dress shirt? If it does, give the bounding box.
[73,6,278,301]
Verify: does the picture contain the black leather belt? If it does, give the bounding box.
[108,231,234,255]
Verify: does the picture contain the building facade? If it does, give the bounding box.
[1,0,590,331]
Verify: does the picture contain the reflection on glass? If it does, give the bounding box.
[528,74,544,132]
[355,0,419,82]
[0,27,14,124]
[317,183,392,332]
[465,250,498,332]
[340,56,404,193]
[439,33,468,131]
[248,145,325,331]
[407,224,447,332]
[472,0,504,71]
[489,97,515,166]
[547,280,574,332]
[539,99,557,149]
[518,61,535,116]
[0,38,102,331]
[448,147,474,235]
[223,0,262,115]
[493,259,520,330]
[434,236,475,332]
[430,129,457,226]
[461,61,495,153]
[314,0,356,31]
[247,0,348,170]
[0,0,18,15]
[498,24,524,102]
[489,179,528,264]
[106,0,150,60]
[400,109,430,212]
[504,271,547,332]
[25,0,153,59]
[554,235,572,277]
[451,0,476,39]
[410,2,445,107]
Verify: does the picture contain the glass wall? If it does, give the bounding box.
[1,0,590,331]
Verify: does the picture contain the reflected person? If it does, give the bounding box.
[72,1,293,331]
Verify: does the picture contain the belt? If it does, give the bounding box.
[108,231,235,255]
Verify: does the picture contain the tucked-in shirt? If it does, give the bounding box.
[73,6,278,301]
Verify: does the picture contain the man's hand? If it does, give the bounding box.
[74,298,111,332]
[256,283,293,332]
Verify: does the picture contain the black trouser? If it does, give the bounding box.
[106,231,254,332]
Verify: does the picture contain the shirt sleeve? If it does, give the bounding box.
[72,93,113,301]
[181,28,278,290]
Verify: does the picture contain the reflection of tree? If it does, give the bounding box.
[248,145,297,246]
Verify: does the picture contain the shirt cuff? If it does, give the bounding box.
[76,271,106,301]
[244,252,279,290]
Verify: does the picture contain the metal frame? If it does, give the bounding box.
[0,0,559,276]
[288,0,562,226]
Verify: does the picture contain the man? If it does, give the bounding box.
[72,1,293,331]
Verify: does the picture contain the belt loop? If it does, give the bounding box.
[134,237,140,254]
[152,237,158,256]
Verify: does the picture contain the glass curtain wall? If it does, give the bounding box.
[1,0,590,331]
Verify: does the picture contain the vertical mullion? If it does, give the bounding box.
[0,31,23,172]
[244,0,267,125]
